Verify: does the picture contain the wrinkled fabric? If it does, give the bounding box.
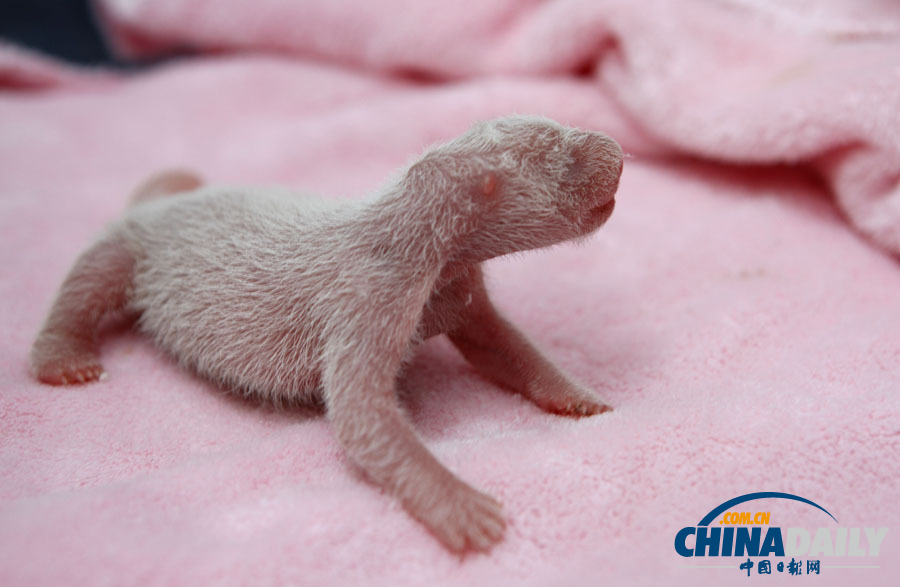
[1,1,900,584]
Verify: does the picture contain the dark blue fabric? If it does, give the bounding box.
[0,0,120,66]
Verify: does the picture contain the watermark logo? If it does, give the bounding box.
[675,492,888,577]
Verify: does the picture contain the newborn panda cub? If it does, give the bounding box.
[30,115,624,553]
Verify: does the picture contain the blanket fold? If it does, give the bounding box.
[90,0,900,255]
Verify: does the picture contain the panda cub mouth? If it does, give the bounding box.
[588,198,616,225]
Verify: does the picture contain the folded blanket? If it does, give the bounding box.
[93,0,900,255]
[1,2,899,585]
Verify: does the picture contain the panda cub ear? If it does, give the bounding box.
[472,172,504,214]
[481,173,497,198]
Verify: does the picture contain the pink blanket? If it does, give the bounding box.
[2,1,899,585]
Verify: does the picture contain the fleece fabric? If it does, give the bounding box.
[1,1,899,585]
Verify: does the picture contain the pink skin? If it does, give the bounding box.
[30,116,623,554]
[29,236,132,385]
[30,170,203,385]
[447,268,611,417]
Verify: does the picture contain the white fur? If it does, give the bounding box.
[31,115,624,552]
